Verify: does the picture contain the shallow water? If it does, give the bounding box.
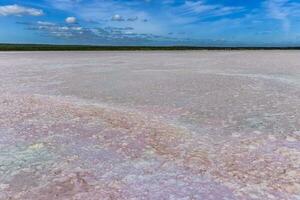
[0,51,300,199]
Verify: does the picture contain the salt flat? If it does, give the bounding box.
[0,51,300,199]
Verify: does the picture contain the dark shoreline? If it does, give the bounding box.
[1,44,300,51]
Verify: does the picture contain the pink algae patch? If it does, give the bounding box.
[0,93,299,199]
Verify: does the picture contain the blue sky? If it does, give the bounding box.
[1,0,300,46]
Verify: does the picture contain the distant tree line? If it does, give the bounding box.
[0,44,299,51]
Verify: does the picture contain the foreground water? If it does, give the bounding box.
[0,51,300,199]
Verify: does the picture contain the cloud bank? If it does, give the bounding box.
[0,4,43,16]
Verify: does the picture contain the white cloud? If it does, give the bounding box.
[0,4,43,16]
[111,14,124,21]
[37,21,56,26]
[65,16,77,23]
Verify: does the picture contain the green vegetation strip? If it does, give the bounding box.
[1,44,300,51]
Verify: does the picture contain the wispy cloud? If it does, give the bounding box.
[265,0,300,32]
[4,0,300,45]
[0,4,43,16]
[161,0,245,27]
[127,16,138,22]
[177,1,244,18]
[48,0,148,22]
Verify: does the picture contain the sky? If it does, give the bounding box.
[0,0,300,46]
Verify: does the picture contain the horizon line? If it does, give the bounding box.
[1,43,300,51]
